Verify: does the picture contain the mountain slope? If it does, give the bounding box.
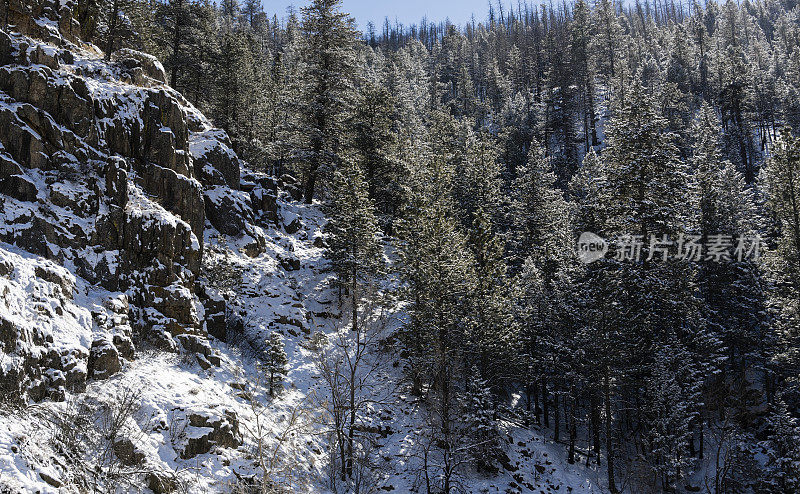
[0,2,605,492]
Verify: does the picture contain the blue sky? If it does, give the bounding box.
[261,0,498,30]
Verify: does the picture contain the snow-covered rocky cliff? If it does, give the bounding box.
[0,1,321,491]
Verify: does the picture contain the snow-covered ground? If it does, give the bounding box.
[0,192,607,493]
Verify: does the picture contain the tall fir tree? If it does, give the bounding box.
[298,0,359,203]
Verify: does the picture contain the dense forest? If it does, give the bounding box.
[14,0,800,491]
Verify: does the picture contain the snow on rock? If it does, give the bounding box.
[0,242,91,400]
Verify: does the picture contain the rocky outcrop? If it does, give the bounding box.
[113,437,146,466]
[245,172,279,224]
[0,246,91,401]
[87,339,121,379]
[180,410,242,459]
[204,187,253,236]
[192,129,240,190]
[0,2,269,402]
[111,48,168,84]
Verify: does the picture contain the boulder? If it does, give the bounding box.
[176,333,212,357]
[113,334,135,360]
[312,233,327,248]
[147,471,177,494]
[191,129,241,190]
[144,283,201,336]
[204,187,253,236]
[0,155,24,179]
[0,173,37,201]
[29,44,58,70]
[181,410,241,459]
[201,288,227,341]
[111,48,168,84]
[250,187,278,224]
[87,339,121,379]
[112,437,145,466]
[278,253,300,271]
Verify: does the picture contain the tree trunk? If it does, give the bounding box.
[304,167,317,204]
[542,380,549,428]
[105,0,119,60]
[605,370,618,493]
[554,393,560,443]
[346,273,358,478]
[170,0,184,88]
[568,397,576,464]
[591,394,601,464]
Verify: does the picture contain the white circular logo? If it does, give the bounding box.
[577,232,608,264]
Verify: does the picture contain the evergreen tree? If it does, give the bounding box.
[508,138,572,276]
[763,395,800,492]
[465,206,513,388]
[691,103,770,409]
[571,0,599,150]
[262,332,288,397]
[462,367,502,473]
[763,128,800,380]
[593,0,623,86]
[298,0,359,203]
[397,116,476,491]
[596,79,713,491]
[324,158,384,336]
[454,130,502,230]
[155,0,197,90]
[350,82,405,227]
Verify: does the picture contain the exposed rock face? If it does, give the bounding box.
[0,2,273,402]
[146,471,178,494]
[113,437,146,466]
[201,287,227,341]
[111,48,167,84]
[192,128,241,190]
[88,339,122,379]
[0,246,91,401]
[204,187,253,236]
[180,410,242,459]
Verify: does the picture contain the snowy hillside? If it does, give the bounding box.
[0,2,607,492]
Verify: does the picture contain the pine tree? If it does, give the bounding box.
[350,81,405,227]
[595,79,712,491]
[462,367,502,473]
[642,345,697,490]
[508,138,572,276]
[214,28,261,153]
[763,395,800,492]
[763,127,800,379]
[265,12,304,177]
[397,116,476,491]
[593,0,623,86]
[691,103,769,404]
[571,0,599,150]
[98,0,143,58]
[466,206,513,389]
[298,0,359,203]
[154,0,198,91]
[454,130,502,230]
[262,332,288,397]
[324,158,384,335]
